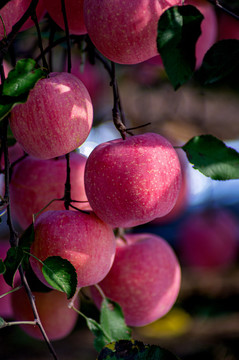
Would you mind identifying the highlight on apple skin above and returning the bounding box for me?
[30,210,116,288]
[9,72,93,160]
[177,207,239,269]
[43,0,86,35]
[90,233,181,327]
[11,285,80,341]
[10,152,90,230]
[84,133,182,228]
[83,0,181,65]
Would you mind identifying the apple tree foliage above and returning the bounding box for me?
[0,1,239,359]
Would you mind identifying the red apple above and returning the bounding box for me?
[177,208,239,269]
[30,210,116,288]
[151,151,189,224]
[84,133,182,228]
[83,0,181,65]
[9,152,91,230]
[91,233,181,327]
[43,0,86,35]
[217,13,239,41]
[9,72,93,160]
[0,0,46,39]
[11,285,80,340]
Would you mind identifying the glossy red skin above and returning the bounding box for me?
[84,0,181,65]
[91,233,181,327]
[43,0,86,35]
[9,152,91,230]
[85,133,182,228]
[9,72,93,160]
[11,286,80,340]
[30,210,116,288]
[178,208,239,269]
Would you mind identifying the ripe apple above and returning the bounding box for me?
[30,210,116,288]
[9,72,93,160]
[177,208,239,269]
[217,13,239,41]
[84,133,182,228]
[43,0,86,35]
[0,0,46,39]
[11,285,80,340]
[151,151,189,224]
[83,0,181,65]
[9,152,91,230]
[90,233,181,327]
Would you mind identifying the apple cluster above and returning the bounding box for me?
[2,0,237,347]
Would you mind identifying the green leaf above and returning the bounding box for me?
[42,256,77,299]
[182,135,239,180]
[0,259,6,274]
[3,247,24,287]
[0,58,47,121]
[85,316,110,352]
[0,317,7,329]
[157,5,203,90]
[196,40,239,86]
[97,340,180,360]
[100,298,132,342]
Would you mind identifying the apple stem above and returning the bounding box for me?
[0,285,22,299]
[94,283,106,300]
[33,197,64,223]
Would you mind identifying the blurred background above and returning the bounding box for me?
[1,0,239,359]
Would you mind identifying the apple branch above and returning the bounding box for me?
[18,267,59,360]
[30,8,48,70]
[0,0,39,60]
[64,153,71,210]
[61,0,72,73]
[206,0,239,20]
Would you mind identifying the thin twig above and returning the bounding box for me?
[31,8,49,70]
[61,0,71,73]
[18,267,59,360]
